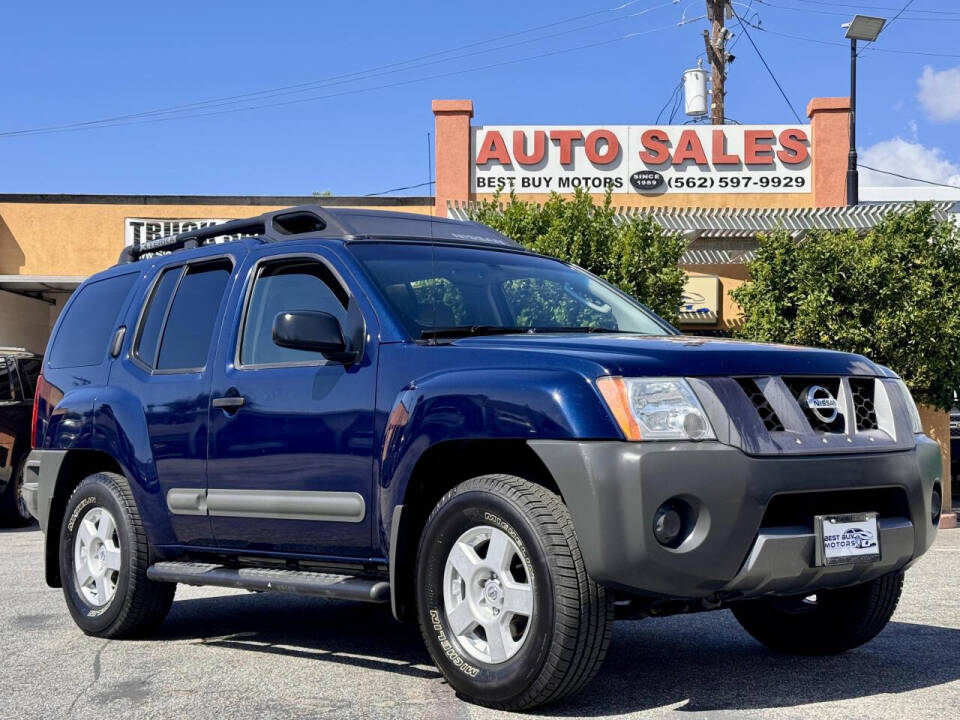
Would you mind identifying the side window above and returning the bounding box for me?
[134,266,182,368]
[239,258,349,366]
[156,261,232,371]
[48,273,137,369]
[0,359,12,401]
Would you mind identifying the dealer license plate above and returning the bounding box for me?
[814,513,881,567]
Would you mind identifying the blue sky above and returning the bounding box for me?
[1,0,959,196]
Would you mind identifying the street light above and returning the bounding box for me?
[843,15,886,206]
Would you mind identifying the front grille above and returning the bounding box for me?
[783,377,845,433]
[711,375,911,455]
[736,378,785,432]
[762,487,910,528]
[849,378,879,431]
[950,412,960,438]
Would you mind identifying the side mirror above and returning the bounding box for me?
[272,311,357,363]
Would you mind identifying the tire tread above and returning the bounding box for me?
[418,474,614,710]
[63,472,174,638]
[731,571,903,655]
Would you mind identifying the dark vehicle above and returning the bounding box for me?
[23,207,941,710]
[0,348,42,527]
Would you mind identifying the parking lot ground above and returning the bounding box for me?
[3,526,959,720]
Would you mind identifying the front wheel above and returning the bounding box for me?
[416,474,613,711]
[732,571,904,655]
[59,472,175,638]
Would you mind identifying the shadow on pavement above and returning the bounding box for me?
[157,591,439,680]
[555,612,960,716]
[155,592,960,715]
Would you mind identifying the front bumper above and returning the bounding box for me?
[528,437,940,599]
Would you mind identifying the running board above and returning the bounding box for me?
[146,561,390,603]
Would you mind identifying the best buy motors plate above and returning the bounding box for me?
[814,512,881,566]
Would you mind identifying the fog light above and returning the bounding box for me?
[682,412,708,440]
[932,483,942,525]
[653,504,683,547]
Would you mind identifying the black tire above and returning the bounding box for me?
[0,457,34,528]
[59,472,175,638]
[415,474,613,711]
[732,571,904,655]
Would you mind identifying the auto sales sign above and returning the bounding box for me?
[471,125,811,194]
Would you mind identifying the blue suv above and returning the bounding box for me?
[23,206,941,710]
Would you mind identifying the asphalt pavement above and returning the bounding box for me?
[3,525,959,719]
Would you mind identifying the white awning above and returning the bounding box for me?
[447,201,959,264]
[0,275,85,299]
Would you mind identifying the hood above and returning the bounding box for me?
[448,334,884,378]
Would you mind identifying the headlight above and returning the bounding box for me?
[596,376,716,441]
[894,379,924,434]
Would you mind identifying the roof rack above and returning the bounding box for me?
[116,205,518,264]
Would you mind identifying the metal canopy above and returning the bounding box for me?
[447,201,958,264]
[0,275,85,293]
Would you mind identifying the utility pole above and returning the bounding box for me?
[703,0,731,124]
[847,36,858,205]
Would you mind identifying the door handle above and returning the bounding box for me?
[212,396,245,410]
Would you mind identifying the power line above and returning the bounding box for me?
[739,20,960,59]
[0,22,691,139]
[858,163,960,189]
[0,0,671,139]
[655,81,682,124]
[858,0,915,57]
[793,0,960,15]
[756,0,956,21]
[365,180,435,197]
[731,8,803,123]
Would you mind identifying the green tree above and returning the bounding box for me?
[471,189,687,323]
[732,203,960,410]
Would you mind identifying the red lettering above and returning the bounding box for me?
[512,130,546,166]
[584,129,620,165]
[550,130,583,165]
[744,129,776,165]
[672,130,708,165]
[777,128,809,164]
[711,129,740,165]
[476,130,512,166]
[639,130,670,164]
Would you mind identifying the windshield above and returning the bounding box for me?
[348,242,676,339]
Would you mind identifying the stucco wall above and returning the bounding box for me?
[0,199,433,276]
[919,406,954,524]
[0,290,54,354]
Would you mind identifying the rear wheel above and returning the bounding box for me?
[416,474,613,710]
[59,472,175,637]
[732,571,904,655]
[0,458,34,527]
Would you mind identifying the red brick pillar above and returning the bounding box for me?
[432,100,473,217]
[807,97,851,208]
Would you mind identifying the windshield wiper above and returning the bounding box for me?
[527,326,647,335]
[420,325,530,340]
[421,325,650,340]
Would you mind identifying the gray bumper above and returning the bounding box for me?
[528,437,940,600]
[22,449,66,533]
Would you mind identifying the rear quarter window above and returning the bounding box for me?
[48,273,137,369]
